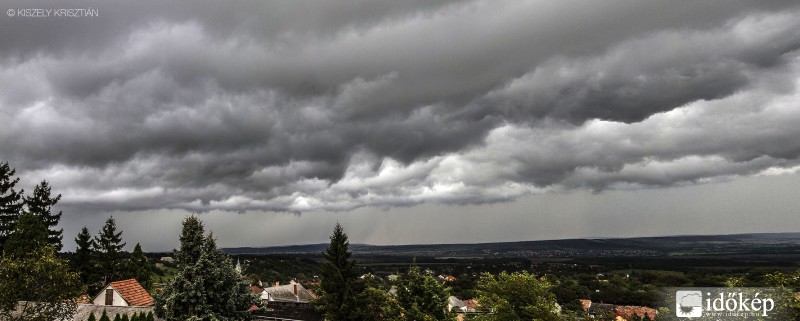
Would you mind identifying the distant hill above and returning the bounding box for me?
[222,232,800,258]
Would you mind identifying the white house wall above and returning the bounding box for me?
[92,285,129,306]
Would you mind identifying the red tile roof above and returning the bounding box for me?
[250,285,264,294]
[110,279,153,307]
[614,305,657,320]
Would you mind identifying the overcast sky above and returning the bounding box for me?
[2,0,800,252]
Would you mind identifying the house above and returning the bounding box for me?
[260,280,315,304]
[447,296,467,313]
[253,301,324,321]
[448,297,488,321]
[92,279,154,307]
[614,305,657,320]
[250,284,264,295]
[254,280,322,321]
[580,299,656,320]
[159,256,174,263]
[438,275,457,282]
[463,299,479,312]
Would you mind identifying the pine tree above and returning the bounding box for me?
[93,216,126,284]
[128,243,152,290]
[145,311,154,321]
[25,180,63,251]
[175,215,204,266]
[121,312,129,321]
[99,310,110,321]
[154,215,256,321]
[87,312,97,321]
[113,313,121,321]
[2,212,48,258]
[316,222,364,321]
[0,161,24,249]
[396,266,453,321]
[74,226,95,285]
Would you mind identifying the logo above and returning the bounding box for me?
[676,290,703,318]
[666,288,780,320]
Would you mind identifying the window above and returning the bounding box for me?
[105,289,113,305]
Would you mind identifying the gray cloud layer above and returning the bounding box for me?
[2,0,800,214]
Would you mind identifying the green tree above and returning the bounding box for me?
[99,310,110,321]
[154,216,256,321]
[87,312,97,321]
[352,286,402,321]
[175,215,205,265]
[0,161,24,249]
[24,180,63,251]
[763,270,800,320]
[145,311,154,321]
[113,313,121,321]
[93,216,126,284]
[473,271,561,321]
[316,223,364,321]
[2,212,48,258]
[74,226,95,285]
[128,243,152,290]
[396,266,453,321]
[0,213,83,321]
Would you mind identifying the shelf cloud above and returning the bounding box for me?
[2,0,800,217]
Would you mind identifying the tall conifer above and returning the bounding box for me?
[93,216,126,284]
[0,162,24,249]
[74,226,95,285]
[154,215,255,320]
[25,180,63,251]
[316,222,364,321]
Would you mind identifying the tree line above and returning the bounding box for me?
[72,215,153,294]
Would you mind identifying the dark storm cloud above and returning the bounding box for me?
[2,0,800,213]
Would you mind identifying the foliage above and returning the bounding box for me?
[113,313,121,321]
[128,243,153,290]
[763,270,800,320]
[240,255,321,285]
[74,226,96,285]
[0,161,24,250]
[351,286,403,321]
[87,312,97,321]
[154,215,257,321]
[396,266,453,321]
[99,310,110,321]
[473,271,560,321]
[93,216,127,284]
[2,212,49,258]
[24,180,63,251]
[175,215,204,265]
[316,222,365,321]
[0,245,83,321]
